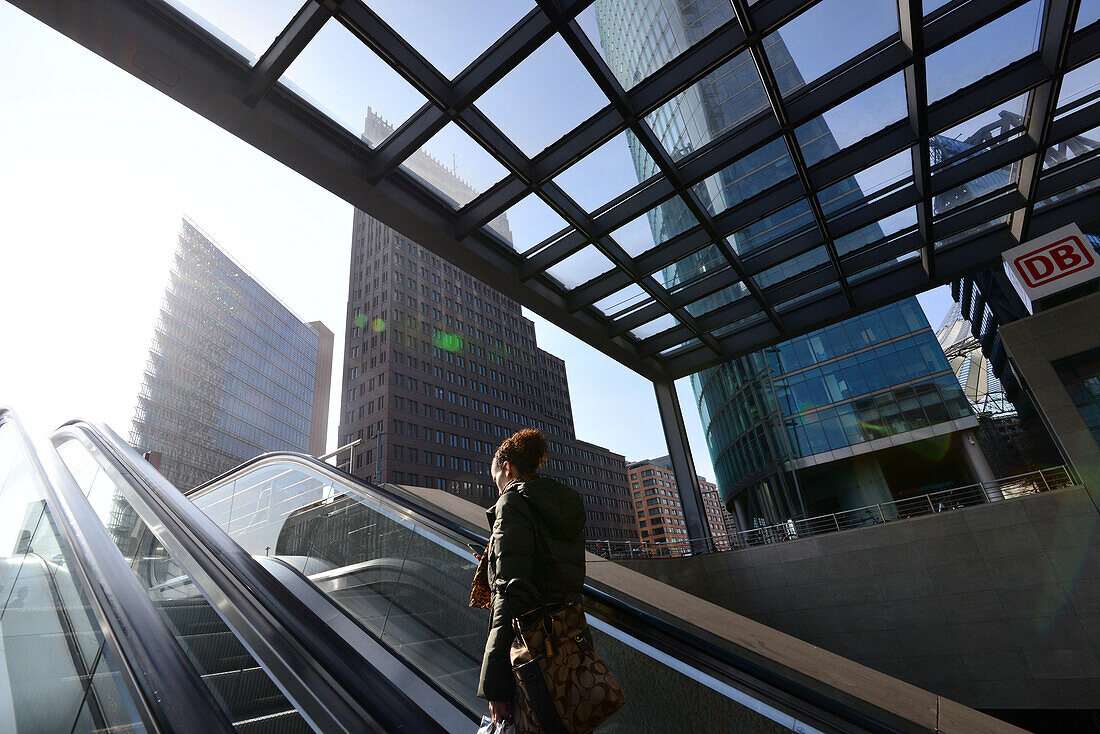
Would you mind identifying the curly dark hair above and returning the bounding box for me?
[493,429,548,478]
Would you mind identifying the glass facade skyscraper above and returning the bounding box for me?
[130,219,333,490]
[595,0,980,525]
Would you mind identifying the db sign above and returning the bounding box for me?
[1003,224,1100,311]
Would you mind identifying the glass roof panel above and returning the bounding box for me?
[660,338,702,358]
[545,245,616,288]
[645,50,769,162]
[692,138,796,217]
[685,283,748,317]
[1077,0,1100,30]
[795,72,908,167]
[926,0,1044,103]
[400,122,508,209]
[578,0,735,91]
[630,312,680,340]
[494,194,570,254]
[1043,124,1100,171]
[553,131,656,213]
[820,150,913,217]
[935,165,1019,220]
[766,0,900,96]
[162,0,301,64]
[475,34,610,157]
[924,0,954,15]
[366,0,534,80]
[1056,58,1100,113]
[612,199,700,258]
[728,199,814,256]
[930,93,1029,165]
[776,283,841,313]
[835,206,917,256]
[756,246,831,289]
[655,244,728,290]
[281,20,427,141]
[594,282,651,317]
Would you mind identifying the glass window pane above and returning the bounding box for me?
[756,247,831,289]
[820,151,912,217]
[554,131,656,213]
[693,138,795,217]
[579,0,735,90]
[594,282,651,317]
[728,199,814,256]
[655,244,727,290]
[612,200,698,257]
[926,0,1044,103]
[494,193,570,253]
[281,21,428,141]
[367,0,534,79]
[645,50,769,161]
[767,0,899,96]
[836,206,917,255]
[795,72,908,166]
[162,0,301,63]
[476,35,609,156]
[1077,0,1100,29]
[685,283,748,317]
[630,312,680,340]
[545,245,616,288]
[1057,58,1100,113]
[931,93,1029,155]
[400,123,508,210]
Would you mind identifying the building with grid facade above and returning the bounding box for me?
[338,117,637,543]
[627,456,732,553]
[130,219,333,491]
[594,0,988,527]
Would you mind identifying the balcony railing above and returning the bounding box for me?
[587,466,1078,560]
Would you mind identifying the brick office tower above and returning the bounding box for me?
[627,457,733,554]
[337,112,637,544]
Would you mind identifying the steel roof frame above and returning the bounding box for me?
[9,0,1100,383]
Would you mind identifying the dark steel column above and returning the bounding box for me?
[653,380,712,553]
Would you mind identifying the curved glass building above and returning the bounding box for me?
[595,0,984,528]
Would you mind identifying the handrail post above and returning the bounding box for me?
[877,504,886,523]
[832,513,841,531]
[1040,470,1050,493]
[927,495,936,514]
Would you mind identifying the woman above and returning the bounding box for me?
[477,428,587,727]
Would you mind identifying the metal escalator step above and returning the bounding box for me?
[201,666,290,722]
[174,631,253,674]
[232,709,312,734]
[155,599,226,635]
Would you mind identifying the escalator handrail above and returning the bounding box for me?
[0,409,235,734]
[190,450,916,734]
[60,420,457,734]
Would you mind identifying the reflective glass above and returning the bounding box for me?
[727,198,814,256]
[775,283,841,312]
[476,35,609,156]
[610,211,660,258]
[935,166,1018,219]
[659,338,702,357]
[630,312,679,340]
[693,138,795,216]
[756,247,831,290]
[1078,0,1100,29]
[685,283,748,317]
[402,123,508,209]
[1056,58,1100,113]
[545,245,616,288]
[617,198,699,258]
[767,0,899,96]
[162,0,301,63]
[594,282,651,317]
[1043,124,1100,171]
[931,93,1029,166]
[579,0,734,90]
[367,0,534,79]
[654,244,727,290]
[495,194,570,253]
[835,206,917,255]
[281,20,428,141]
[645,50,769,161]
[820,151,912,216]
[926,0,1044,103]
[554,132,656,212]
[795,72,908,167]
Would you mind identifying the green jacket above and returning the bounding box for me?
[477,476,587,701]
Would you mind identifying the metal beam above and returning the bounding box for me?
[653,380,713,553]
[898,0,935,278]
[245,1,332,107]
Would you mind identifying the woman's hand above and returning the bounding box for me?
[489,700,511,723]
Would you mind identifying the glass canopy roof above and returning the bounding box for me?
[16,0,1100,381]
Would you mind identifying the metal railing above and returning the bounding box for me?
[588,466,1078,560]
[319,439,363,473]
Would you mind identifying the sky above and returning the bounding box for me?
[2,0,1095,481]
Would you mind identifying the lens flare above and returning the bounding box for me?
[372,318,386,332]
[433,331,463,352]
[353,314,368,328]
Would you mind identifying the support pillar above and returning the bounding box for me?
[961,429,1001,501]
[653,380,712,554]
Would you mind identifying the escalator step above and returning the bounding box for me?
[175,631,253,674]
[155,599,225,635]
[201,667,289,722]
[233,709,312,734]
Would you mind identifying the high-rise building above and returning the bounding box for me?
[130,218,333,490]
[627,456,732,553]
[338,113,637,543]
[594,0,987,528]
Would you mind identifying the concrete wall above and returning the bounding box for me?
[619,486,1100,711]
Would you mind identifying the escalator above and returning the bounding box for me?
[0,409,1021,733]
